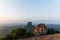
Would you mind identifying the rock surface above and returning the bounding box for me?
[17,34,60,40]
[34,24,47,36]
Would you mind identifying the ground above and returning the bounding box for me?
[17,34,60,40]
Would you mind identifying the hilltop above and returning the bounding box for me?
[17,34,60,40]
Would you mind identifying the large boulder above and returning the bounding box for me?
[34,23,47,36]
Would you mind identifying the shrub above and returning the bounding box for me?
[0,28,34,40]
[47,28,60,34]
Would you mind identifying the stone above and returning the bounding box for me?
[34,23,47,36]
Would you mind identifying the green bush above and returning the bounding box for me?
[0,28,34,40]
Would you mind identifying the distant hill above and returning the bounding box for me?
[46,24,60,31]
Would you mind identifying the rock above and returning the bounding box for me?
[34,23,47,36]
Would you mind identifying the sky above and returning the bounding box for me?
[0,0,60,24]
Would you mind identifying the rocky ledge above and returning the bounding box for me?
[17,34,60,40]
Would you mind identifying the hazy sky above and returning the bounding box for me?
[0,0,60,24]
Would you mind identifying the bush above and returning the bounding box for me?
[0,28,34,40]
[1,28,60,40]
[47,28,60,34]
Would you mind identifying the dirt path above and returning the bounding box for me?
[17,34,60,40]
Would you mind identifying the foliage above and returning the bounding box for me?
[0,28,33,40]
[0,27,60,40]
[47,28,60,34]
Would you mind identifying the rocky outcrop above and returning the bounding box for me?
[34,23,47,36]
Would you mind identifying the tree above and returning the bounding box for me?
[47,28,60,34]
[0,28,34,40]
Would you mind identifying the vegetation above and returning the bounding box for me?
[0,27,60,40]
[0,28,33,40]
[47,28,60,34]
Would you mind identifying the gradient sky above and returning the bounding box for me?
[0,0,60,24]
